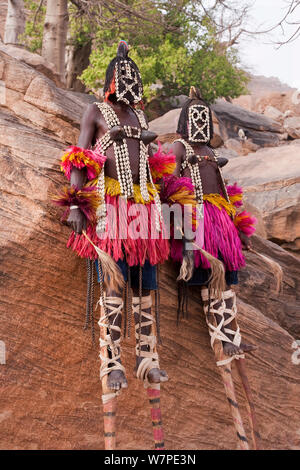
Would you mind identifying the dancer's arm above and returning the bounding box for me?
[170,141,185,178]
[67,104,98,233]
[169,142,195,278]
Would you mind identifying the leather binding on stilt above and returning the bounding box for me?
[202,288,244,366]
[133,294,160,388]
[98,295,125,392]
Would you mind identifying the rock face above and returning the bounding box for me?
[0,43,63,87]
[233,75,300,122]
[223,142,300,252]
[0,0,7,41]
[264,105,284,122]
[0,103,300,449]
[0,46,300,451]
[284,116,300,139]
[255,90,300,118]
[0,47,97,145]
[149,100,286,156]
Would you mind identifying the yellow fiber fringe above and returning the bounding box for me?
[204,194,236,218]
[87,175,158,204]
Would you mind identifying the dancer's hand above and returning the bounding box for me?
[178,250,195,282]
[67,208,87,234]
[239,231,251,250]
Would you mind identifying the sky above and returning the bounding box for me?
[238,0,299,89]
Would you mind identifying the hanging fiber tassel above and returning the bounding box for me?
[248,248,283,294]
[82,230,124,293]
[127,265,132,338]
[155,266,162,345]
[85,258,92,330]
[138,265,143,357]
[123,283,128,338]
[84,258,96,345]
[177,280,183,324]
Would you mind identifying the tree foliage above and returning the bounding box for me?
[20,0,249,102]
[79,2,248,103]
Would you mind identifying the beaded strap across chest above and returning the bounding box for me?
[174,139,230,213]
[94,102,162,234]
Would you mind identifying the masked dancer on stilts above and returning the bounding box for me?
[53,41,178,450]
[167,86,261,450]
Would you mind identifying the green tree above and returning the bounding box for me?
[20,1,249,102]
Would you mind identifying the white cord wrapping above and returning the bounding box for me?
[133,295,160,388]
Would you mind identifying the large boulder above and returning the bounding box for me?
[149,108,180,143]
[0,43,63,87]
[264,105,284,122]
[233,75,298,116]
[212,100,285,149]
[223,141,300,252]
[0,106,300,450]
[0,46,97,145]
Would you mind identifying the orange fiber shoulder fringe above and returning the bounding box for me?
[148,144,176,181]
[234,210,257,237]
[226,184,257,235]
[226,183,243,208]
[67,193,170,266]
[61,145,107,181]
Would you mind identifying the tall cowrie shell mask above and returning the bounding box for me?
[188,104,210,143]
[114,59,143,105]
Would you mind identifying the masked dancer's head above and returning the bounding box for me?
[103,40,143,106]
[177,86,214,145]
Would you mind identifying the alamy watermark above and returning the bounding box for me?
[96,200,202,248]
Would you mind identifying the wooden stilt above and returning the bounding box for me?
[202,288,250,449]
[218,363,249,450]
[102,396,117,449]
[235,358,261,450]
[133,290,166,450]
[99,304,118,450]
